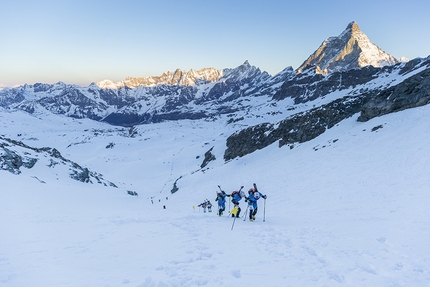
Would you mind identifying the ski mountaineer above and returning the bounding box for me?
[198,200,209,213]
[207,200,213,212]
[245,183,267,221]
[215,185,228,216]
[229,186,245,218]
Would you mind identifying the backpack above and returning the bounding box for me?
[231,191,241,198]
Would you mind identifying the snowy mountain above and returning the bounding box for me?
[0,22,414,129]
[96,67,224,89]
[0,21,419,131]
[0,60,289,126]
[297,21,399,74]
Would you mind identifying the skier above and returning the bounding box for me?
[215,186,228,216]
[246,183,267,221]
[207,200,213,212]
[229,186,245,218]
[198,200,208,213]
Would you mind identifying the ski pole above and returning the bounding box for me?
[263,198,266,222]
[231,215,237,230]
[243,205,249,221]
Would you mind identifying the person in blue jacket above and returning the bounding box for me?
[215,186,228,216]
[229,186,245,218]
[246,183,267,221]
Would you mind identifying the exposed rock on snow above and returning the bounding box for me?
[224,96,366,160]
[200,146,216,168]
[358,60,430,121]
[0,136,117,186]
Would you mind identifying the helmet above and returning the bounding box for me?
[248,188,254,194]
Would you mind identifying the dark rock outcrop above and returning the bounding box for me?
[0,136,117,187]
[273,66,380,104]
[0,145,37,174]
[200,147,216,168]
[358,67,430,121]
[224,96,366,160]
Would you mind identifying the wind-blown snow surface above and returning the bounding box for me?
[1,105,430,287]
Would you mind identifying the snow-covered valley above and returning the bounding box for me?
[1,102,429,286]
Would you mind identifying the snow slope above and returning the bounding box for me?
[1,104,430,286]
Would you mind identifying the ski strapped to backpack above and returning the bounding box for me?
[254,183,267,222]
[231,186,244,198]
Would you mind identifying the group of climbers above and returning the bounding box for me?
[215,183,267,221]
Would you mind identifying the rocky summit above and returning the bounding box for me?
[296,21,399,74]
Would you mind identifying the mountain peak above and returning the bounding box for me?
[297,21,399,74]
[337,21,361,40]
[347,21,360,33]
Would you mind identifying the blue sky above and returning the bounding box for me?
[1,0,429,86]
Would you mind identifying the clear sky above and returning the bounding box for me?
[1,0,429,86]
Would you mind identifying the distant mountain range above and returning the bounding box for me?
[1,21,430,185]
[96,67,224,89]
[0,21,428,133]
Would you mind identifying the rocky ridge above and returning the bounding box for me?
[96,67,224,89]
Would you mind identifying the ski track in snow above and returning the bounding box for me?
[1,105,430,286]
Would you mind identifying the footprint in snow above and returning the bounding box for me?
[231,269,241,278]
[377,237,386,243]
